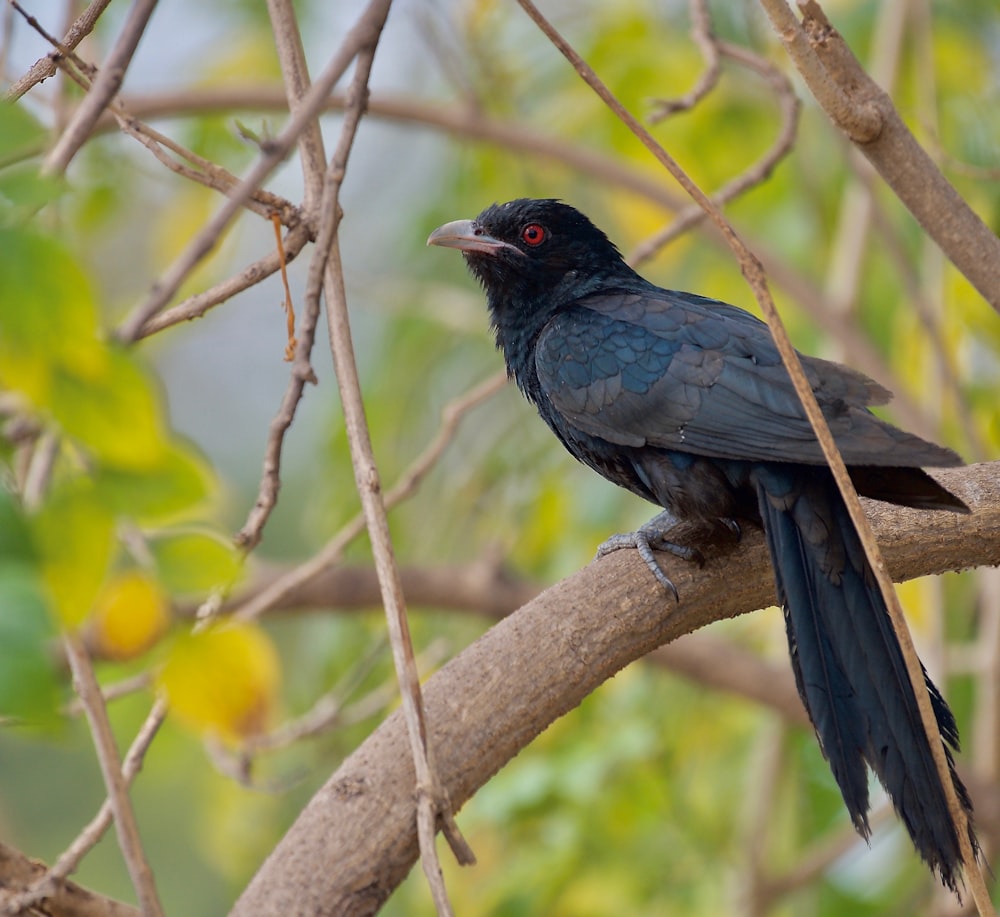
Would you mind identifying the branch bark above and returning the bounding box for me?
[0,842,139,917]
[231,462,1000,916]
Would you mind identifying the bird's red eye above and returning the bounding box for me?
[521,223,546,246]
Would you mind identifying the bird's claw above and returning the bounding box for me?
[596,510,699,601]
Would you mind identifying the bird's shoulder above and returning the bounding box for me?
[534,286,780,393]
[532,285,936,465]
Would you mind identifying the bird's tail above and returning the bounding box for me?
[751,464,976,891]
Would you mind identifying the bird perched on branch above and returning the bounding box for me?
[428,198,977,890]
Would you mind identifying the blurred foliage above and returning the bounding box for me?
[1,0,998,915]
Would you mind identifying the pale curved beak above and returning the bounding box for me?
[427,219,520,255]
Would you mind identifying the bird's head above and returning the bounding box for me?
[427,199,633,318]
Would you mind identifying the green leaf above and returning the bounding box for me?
[0,565,60,721]
[149,528,241,596]
[94,442,212,523]
[0,102,48,166]
[0,487,35,564]
[0,104,59,216]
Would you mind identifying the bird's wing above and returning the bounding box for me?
[534,290,959,468]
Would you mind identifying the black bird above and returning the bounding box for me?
[428,198,977,889]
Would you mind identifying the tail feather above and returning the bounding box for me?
[752,464,976,891]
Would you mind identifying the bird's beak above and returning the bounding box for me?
[427,219,520,256]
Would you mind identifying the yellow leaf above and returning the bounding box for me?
[158,623,279,741]
[90,571,170,661]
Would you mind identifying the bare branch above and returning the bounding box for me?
[53,640,164,917]
[137,223,312,338]
[41,0,159,176]
[0,841,140,917]
[114,2,393,344]
[4,0,113,101]
[629,38,801,264]
[308,2,475,904]
[648,0,720,120]
[266,0,328,210]
[233,370,507,623]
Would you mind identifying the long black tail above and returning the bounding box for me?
[752,464,976,891]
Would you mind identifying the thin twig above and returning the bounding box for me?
[21,431,58,511]
[233,370,508,623]
[266,0,328,210]
[119,115,295,222]
[138,223,312,338]
[271,214,298,360]
[114,8,391,344]
[63,672,153,717]
[4,0,113,101]
[41,0,160,176]
[14,13,301,233]
[231,305,319,546]
[649,0,720,121]
[247,635,392,753]
[629,38,800,265]
[59,636,164,917]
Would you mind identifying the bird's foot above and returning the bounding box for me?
[596,510,702,601]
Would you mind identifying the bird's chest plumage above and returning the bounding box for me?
[495,299,749,524]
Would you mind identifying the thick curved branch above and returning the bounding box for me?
[231,462,1000,917]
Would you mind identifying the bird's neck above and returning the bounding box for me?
[486,269,631,402]
[487,288,549,403]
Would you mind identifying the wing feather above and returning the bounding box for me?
[534,290,960,468]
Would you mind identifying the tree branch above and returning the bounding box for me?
[4,0,113,102]
[41,0,159,176]
[758,0,1000,313]
[231,462,1000,916]
[0,842,139,917]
